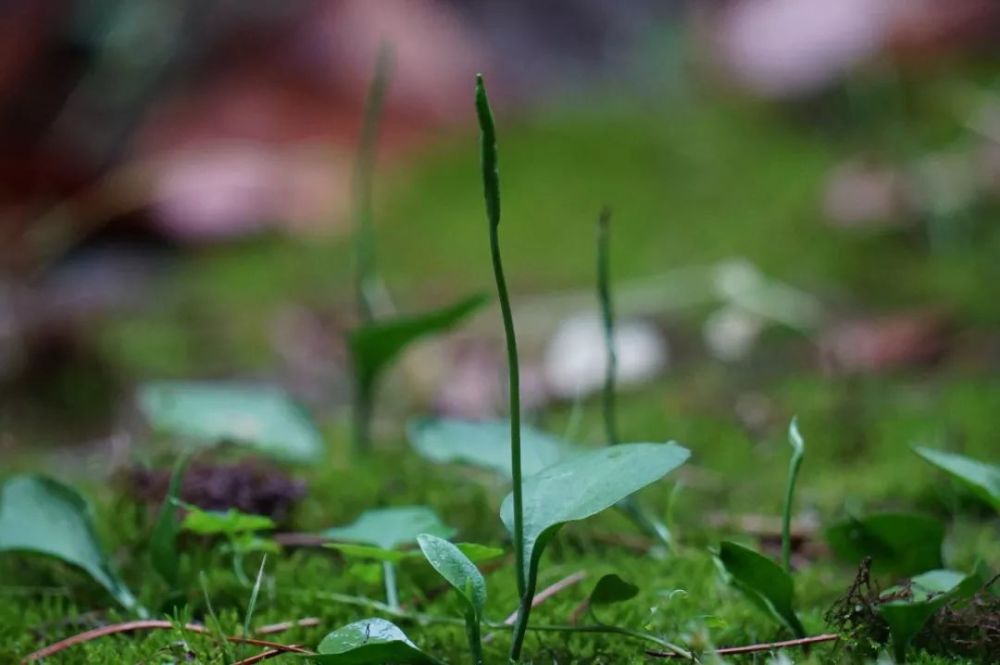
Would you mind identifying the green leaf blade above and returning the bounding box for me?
[350,294,486,395]
[500,442,688,589]
[717,540,805,638]
[321,506,455,551]
[589,573,639,607]
[149,454,190,588]
[914,446,1000,512]
[408,418,577,478]
[879,569,981,663]
[826,513,944,577]
[139,382,324,463]
[311,618,440,664]
[0,475,142,613]
[417,534,487,616]
[181,508,275,536]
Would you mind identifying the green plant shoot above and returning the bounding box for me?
[353,42,393,323]
[596,206,617,447]
[475,75,525,604]
[783,417,805,572]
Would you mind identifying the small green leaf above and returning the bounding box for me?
[454,542,505,563]
[879,569,981,663]
[589,573,639,607]
[826,513,944,577]
[500,442,688,596]
[407,418,579,478]
[0,475,142,614]
[717,541,805,637]
[139,382,324,462]
[181,507,275,536]
[327,541,502,566]
[350,294,487,396]
[150,454,190,588]
[408,418,577,478]
[311,618,441,664]
[326,543,413,563]
[914,446,1000,512]
[417,534,486,665]
[322,506,455,551]
[417,534,487,616]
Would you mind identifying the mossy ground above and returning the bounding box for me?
[2,78,999,663]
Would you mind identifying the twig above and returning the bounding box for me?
[645,633,839,658]
[503,571,587,625]
[21,619,315,663]
[255,617,321,635]
[232,644,306,665]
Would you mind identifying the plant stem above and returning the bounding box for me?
[382,561,400,610]
[475,73,527,663]
[466,611,484,665]
[352,380,372,454]
[291,588,692,658]
[597,207,672,548]
[353,43,392,324]
[597,206,618,447]
[782,417,805,572]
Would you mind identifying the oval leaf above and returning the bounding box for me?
[500,442,688,587]
[350,294,486,394]
[0,475,141,613]
[826,513,943,577]
[417,534,486,617]
[139,382,324,462]
[322,506,455,551]
[326,543,413,564]
[311,618,440,664]
[181,507,275,536]
[879,569,981,663]
[914,447,1000,513]
[717,540,805,638]
[408,418,577,478]
[589,573,639,607]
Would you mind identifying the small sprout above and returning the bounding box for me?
[417,534,487,665]
[149,453,190,589]
[782,417,805,572]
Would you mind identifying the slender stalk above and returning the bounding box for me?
[598,208,672,548]
[353,43,392,324]
[596,207,618,447]
[782,417,805,572]
[287,588,692,658]
[475,74,528,663]
[382,561,400,610]
[466,611,484,665]
[350,43,392,453]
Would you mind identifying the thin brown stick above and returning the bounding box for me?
[645,633,839,658]
[255,617,321,635]
[503,571,587,625]
[21,619,315,663]
[232,645,304,665]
